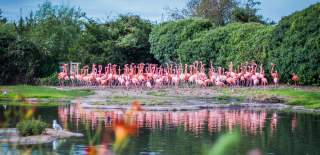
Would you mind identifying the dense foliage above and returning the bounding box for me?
[79,15,157,65]
[269,3,320,84]
[150,3,320,84]
[176,23,273,66]
[0,2,156,84]
[16,119,48,136]
[0,1,319,85]
[166,0,267,25]
[0,26,47,84]
[149,18,213,63]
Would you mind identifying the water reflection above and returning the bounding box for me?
[0,102,319,155]
[59,104,280,136]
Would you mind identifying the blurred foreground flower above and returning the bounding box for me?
[85,146,97,155]
[113,100,143,153]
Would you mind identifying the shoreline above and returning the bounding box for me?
[0,85,319,113]
[70,86,320,113]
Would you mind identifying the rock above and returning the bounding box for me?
[0,128,83,145]
[45,128,83,138]
[250,95,285,103]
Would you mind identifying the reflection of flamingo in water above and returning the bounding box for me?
[270,112,278,135]
[60,104,272,136]
[291,114,297,131]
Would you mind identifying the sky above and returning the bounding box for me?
[0,0,319,23]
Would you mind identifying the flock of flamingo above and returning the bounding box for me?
[58,61,299,88]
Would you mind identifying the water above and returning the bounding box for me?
[0,103,320,155]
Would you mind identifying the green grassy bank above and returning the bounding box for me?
[218,87,320,109]
[0,85,93,101]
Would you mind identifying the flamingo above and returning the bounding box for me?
[271,63,279,87]
[291,73,299,86]
[54,61,298,89]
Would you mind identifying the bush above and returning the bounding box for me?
[269,3,320,85]
[38,72,59,86]
[79,15,157,65]
[149,18,214,64]
[16,119,48,136]
[0,38,47,84]
[177,22,273,67]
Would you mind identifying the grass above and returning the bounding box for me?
[99,86,320,109]
[260,88,320,109]
[216,87,320,109]
[0,101,68,107]
[215,95,245,102]
[146,89,168,96]
[2,85,318,109]
[0,85,93,100]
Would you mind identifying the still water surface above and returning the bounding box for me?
[0,103,319,155]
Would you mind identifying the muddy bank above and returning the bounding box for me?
[71,88,287,111]
[70,87,320,113]
[71,87,285,105]
[0,128,83,145]
[79,102,289,111]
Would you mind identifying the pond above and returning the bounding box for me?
[0,102,320,155]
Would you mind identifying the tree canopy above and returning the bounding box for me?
[79,15,157,65]
[149,18,213,64]
[269,3,320,84]
[167,0,267,25]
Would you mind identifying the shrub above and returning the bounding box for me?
[0,39,48,84]
[177,23,273,67]
[16,119,48,136]
[38,72,59,86]
[149,18,214,64]
[269,3,320,85]
[79,15,157,65]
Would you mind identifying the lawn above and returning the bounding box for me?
[0,85,93,100]
[262,88,320,109]
[217,87,320,109]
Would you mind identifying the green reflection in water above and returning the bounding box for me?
[0,103,319,155]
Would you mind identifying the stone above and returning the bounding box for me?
[0,128,83,145]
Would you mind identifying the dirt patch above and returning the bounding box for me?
[67,86,320,113]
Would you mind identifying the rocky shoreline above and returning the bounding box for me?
[2,86,319,113]
[0,128,83,145]
[70,88,320,113]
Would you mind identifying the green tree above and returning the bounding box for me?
[167,0,237,25]
[0,9,7,23]
[196,0,236,25]
[26,1,85,76]
[0,24,17,84]
[177,23,273,66]
[269,3,320,84]
[231,0,265,23]
[2,39,45,84]
[149,18,213,64]
[79,15,157,65]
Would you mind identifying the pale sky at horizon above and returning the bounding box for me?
[0,0,319,23]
